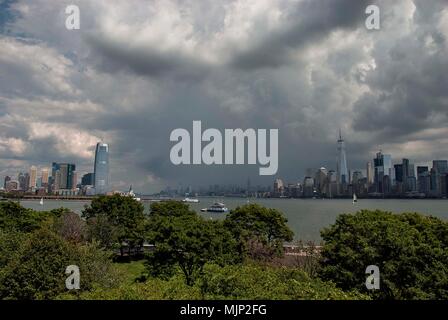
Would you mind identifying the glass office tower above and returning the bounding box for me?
[94,142,110,195]
[336,130,348,185]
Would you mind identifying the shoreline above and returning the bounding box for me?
[5,196,448,201]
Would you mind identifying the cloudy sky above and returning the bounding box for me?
[0,0,447,192]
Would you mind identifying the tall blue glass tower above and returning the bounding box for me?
[94,142,110,195]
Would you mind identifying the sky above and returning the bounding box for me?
[0,0,447,193]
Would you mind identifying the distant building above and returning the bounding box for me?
[302,177,315,198]
[366,162,374,186]
[374,151,392,194]
[5,180,18,192]
[94,142,110,195]
[51,163,76,192]
[273,178,284,197]
[29,165,37,190]
[3,176,11,189]
[327,170,338,198]
[433,160,448,174]
[430,160,448,196]
[336,130,348,188]
[18,172,29,191]
[71,171,78,190]
[41,168,49,185]
[81,173,94,186]
[394,163,404,193]
[315,167,328,196]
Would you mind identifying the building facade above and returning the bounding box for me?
[94,142,110,195]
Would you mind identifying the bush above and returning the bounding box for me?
[64,264,367,300]
[199,264,368,300]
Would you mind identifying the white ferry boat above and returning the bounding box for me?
[201,202,228,213]
[182,197,200,203]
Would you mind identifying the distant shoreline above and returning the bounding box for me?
[3,195,447,202]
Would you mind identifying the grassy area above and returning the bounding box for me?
[113,260,146,284]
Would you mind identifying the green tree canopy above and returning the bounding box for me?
[146,201,238,285]
[82,194,147,254]
[0,227,119,300]
[224,204,294,258]
[0,201,48,233]
[319,210,448,300]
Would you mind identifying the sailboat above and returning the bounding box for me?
[39,197,44,206]
[352,193,357,204]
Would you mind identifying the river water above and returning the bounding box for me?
[18,198,448,242]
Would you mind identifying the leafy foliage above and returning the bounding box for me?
[0,227,120,300]
[82,194,147,253]
[61,264,368,300]
[224,204,294,259]
[0,228,76,299]
[0,201,50,232]
[319,210,448,299]
[145,201,239,285]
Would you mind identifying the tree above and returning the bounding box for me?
[0,228,76,299]
[82,194,147,256]
[224,204,294,260]
[86,213,120,250]
[198,264,369,300]
[319,210,448,300]
[0,227,120,300]
[146,201,238,285]
[0,230,25,269]
[53,211,87,244]
[0,201,48,233]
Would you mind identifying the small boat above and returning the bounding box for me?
[352,193,358,204]
[201,202,228,213]
[39,197,44,206]
[182,197,199,203]
[127,185,141,201]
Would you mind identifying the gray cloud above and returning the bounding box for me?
[0,0,447,192]
[229,0,374,70]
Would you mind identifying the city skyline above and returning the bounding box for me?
[3,132,447,198]
[0,1,448,192]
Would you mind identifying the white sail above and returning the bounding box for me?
[352,193,357,203]
[39,197,44,205]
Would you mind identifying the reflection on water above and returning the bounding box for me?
[18,198,448,242]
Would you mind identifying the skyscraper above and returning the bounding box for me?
[417,166,430,195]
[29,165,37,189]
[71,171,78,190]
[366,162,374,185]
[432,160,448,196]
[41,168,49,185]
[51,163,76,191]
[374,151,392,194]
[273,178,284,196]
[3,176,11,189]
[94,142,110,195]
[336,130,348,186]
[18,172,29,191]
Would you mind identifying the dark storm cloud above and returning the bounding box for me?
[352,1,448,141]
[1,0,448,192]
[230,0,374,70]
[85,34,211,80]
[85,0,374,77]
